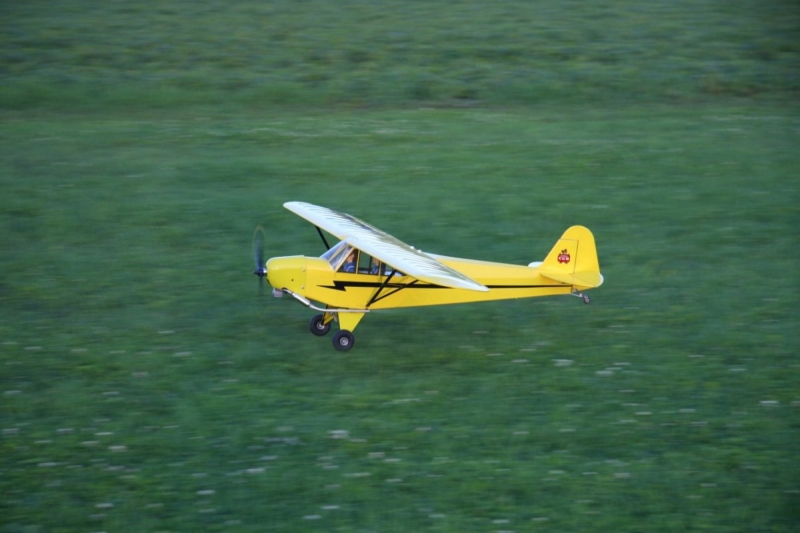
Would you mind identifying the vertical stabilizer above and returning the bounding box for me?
[539,226,603,288]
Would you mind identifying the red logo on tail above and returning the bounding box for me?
[557,249,571,264]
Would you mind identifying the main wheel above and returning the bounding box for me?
[332,330,355,351]
[309,314,331,336]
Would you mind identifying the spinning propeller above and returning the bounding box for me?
[252,226,267,293]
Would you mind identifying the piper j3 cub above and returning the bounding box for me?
[253,202,603,351]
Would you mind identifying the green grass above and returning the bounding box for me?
[2,105,798,532]
[2,1,799,532]
[1,0,798,109]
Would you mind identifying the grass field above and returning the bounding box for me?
[2,1,799,532]
[2,0,798,109]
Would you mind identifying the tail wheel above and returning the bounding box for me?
[332,330,355,351]
[309,314,331,336]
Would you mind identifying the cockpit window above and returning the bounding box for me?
[321,241,352,270]
[340,249,358,272]
[321,241,403,276]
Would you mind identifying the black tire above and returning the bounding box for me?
[309,314,331,336]
[332,330,355,351]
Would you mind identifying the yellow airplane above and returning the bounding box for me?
[254,202,603,351]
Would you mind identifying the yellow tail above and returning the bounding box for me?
[539,226,603,289]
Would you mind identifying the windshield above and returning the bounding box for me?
[321,241,352,270]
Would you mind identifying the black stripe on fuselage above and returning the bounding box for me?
[319,281,563,292]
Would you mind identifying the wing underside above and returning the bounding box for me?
[284,201,488,292]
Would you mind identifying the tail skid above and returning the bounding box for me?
[537,226,603,290]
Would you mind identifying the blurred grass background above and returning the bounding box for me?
[1,1,799,532]
[1,0,798,109]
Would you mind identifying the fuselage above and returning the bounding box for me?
[260,202,602,349]
[267,254,572,311]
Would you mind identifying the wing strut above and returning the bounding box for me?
[367,277,420,308]
[315,226,331,250]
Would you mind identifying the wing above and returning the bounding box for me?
[284,201,488,292]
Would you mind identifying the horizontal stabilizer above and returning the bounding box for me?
[540,269,604,288]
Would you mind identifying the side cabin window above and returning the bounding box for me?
[364,255,389,275]
[321,241,352,271]
[358,253,392,275]
[320,241,361,274]
[340,249,358,273]
[321,241,395,276]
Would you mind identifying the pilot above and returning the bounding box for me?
[370,258,383,275]
[341,251,356,273]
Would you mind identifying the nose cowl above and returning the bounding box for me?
[266,256,307,295]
